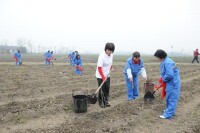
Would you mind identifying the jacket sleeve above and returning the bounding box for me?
[127,69,132,79]
[98,67,106,81]
[14,53,17,58]
[125,60,132,79]
[162,63,174,82]
[79,59,83,66]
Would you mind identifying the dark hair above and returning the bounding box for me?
[105,43,115,52]
[154,49,167,59]
[18,50,20,53]
[196,49,198,50]
[133,51,140,58]
[76,54,80,59]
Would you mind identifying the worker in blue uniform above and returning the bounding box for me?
[154,49,181,119]
[14,50,22,66]
[74,54,83,75]
[124,51,147,100]
[44,50,51,65]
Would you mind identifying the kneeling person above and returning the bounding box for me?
[74,54,83,75]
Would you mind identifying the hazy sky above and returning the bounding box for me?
[0,0,200,54]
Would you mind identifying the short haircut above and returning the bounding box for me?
[133,51,140,58]
[154,49,167,59]
[105,43,115,52]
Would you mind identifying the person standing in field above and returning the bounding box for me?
[192,49,200,63]
[43,50,51,65]
[13,50,22,66]
[154,49,181,119]
[123,51,147,101]
[74,54,83,75]
[95,43,115,108]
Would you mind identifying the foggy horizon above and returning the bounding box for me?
[0,0,200,55]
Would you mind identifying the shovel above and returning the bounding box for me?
[87,81,105,104]
[143,81,156,102]
[144,89,156,101]
[87,72,111,104]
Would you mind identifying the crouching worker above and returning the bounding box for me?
[154,49,181,119]
[124,51,147,101]
[14,50,22,66]
[95,43,115,108]
[74,54,83,75]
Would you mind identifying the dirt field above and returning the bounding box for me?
[0,54,200,133]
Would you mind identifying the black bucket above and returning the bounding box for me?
[72,94,87,113]
[87,95,97,104]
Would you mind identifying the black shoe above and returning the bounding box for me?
[105,103,111,107]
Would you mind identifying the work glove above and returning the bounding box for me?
[77,66,83,71]
[154,78,166,100]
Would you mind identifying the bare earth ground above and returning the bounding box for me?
[0,55,200,133]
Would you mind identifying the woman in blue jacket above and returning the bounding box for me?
[124,52,147,100]
[154,49,181,119]
[74,54,83,75]
[14,50,22,66]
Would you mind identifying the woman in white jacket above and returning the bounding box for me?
[95,43,115,108]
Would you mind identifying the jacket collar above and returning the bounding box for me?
[132,58,140,64]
